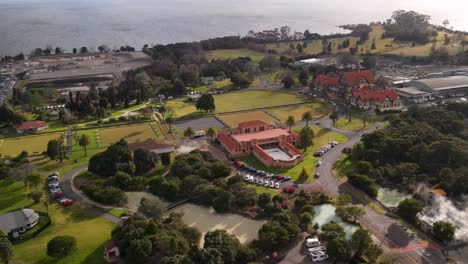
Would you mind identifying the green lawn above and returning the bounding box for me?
[266,101,331,123]
[335,117,371,131]
[166,91,304,118]
[0,149,114,264]
[0,133,63,156]
[110,102,147,118]
[106,208,128,218]
[239,126,348,193]
[71,129,99,151]
[206,49,266,63]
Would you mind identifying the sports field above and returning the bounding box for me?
[219,111,278,128]
[0,133,62,156]
[98,123,161,146]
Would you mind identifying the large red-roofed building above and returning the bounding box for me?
[350,86,403,111]
[315,70,375,95]
[15,121,48,134]
[218,120,304,168]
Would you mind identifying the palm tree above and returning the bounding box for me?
[166,116,174,133]
[285,115,296,130]
[302,111,313,127]
[79,134,90,156]
[330,111,339,126]
[206,127,218,141]
[184,126,195,139]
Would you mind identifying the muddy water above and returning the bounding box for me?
[126,192,265,245]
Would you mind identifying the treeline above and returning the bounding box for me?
[346,103,468,196]
[383,10,436,44]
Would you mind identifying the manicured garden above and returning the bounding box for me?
[219,110,278,128]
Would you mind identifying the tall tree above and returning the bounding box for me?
[350,227,372,258]
[78,134,90,156]
[281,76,295,89]
[133,149,159,175]
[206,127,218,141]
[397,199,423,223]
[25,173,41,190]
[299,126,314,150]
[196,94,215,112]
[432,221,456,244]
[302,111,313,127]
[184,127,195,139]
[46,140,60,160]
[329,110,339,126]
[298,70,309,86]
[286,115,296,130]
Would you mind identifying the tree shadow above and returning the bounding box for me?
[385,222,412,248]
[83,240,107,264]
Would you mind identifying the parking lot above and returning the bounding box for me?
[232,160,293,190]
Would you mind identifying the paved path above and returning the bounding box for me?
[60,165,122,225]
[281,121,445,264]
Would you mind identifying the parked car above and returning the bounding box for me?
[307,246,326,255]
[269,181,275,188]
[48,182,59,188]
[274,182,280,189]
[311,253,328,262]
[49,172,59,177]
[282,177,292,182]
[192,131,206,138]
[316,161,322,167]
[277,175,285,180]
[264,181,269,187]
[59,198,74,206]
[314,173,320,178]
[51,190,63,199]
[48,175,59,182]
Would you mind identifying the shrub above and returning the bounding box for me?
[118,116,127,122]
[47,236,77,258]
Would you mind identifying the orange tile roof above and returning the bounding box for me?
[238,120,268,128]
[218,133,240,150]
[232,128,290,143]
[316,74,340,87]
[341,70,375,86]
[351,87,399,102]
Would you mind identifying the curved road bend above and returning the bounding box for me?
[60,165,122,225]
[281,120,445,264]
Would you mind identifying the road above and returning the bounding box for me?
[281,118,446,264]
[60,165,122,225]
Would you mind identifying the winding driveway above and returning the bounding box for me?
[281,119,445,264]
[60,165,122,225]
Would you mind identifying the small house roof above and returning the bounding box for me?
[104,240,117,252]
[15,121,47,131]
[431,189,447,196]
[238,120,268,128]
[0,209,39,234]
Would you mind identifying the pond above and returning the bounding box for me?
[377,187,411,208]
[313,204,358,239]
[125,192,265,245]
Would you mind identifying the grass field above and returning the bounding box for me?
[0,149,114,264]
[206,49,266,63]
[98,123,161,146]
[266,101,331,123]
[0,133,63,156]
[239,126,348,193]
[219,111,278,128]
[166,91,304,118]
[71,129,99,151]
[335,117,371,130]
[190,79,235,92]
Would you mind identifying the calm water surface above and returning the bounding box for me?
[1,0,467,55]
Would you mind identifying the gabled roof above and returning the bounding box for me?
[315,74,340,87]
[351,87,399,102]
[341,70,375,86]
[104,240,118,252]
[15,121,47,131]
[218,133,240,150]
[0,209,39,234]
[238,120,268,128]
[232,128,290,143]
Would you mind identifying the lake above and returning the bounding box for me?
[1,0,467,56]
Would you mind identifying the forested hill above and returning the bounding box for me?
[349,103,468,196]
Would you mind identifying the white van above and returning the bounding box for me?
[192,131,206,138]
